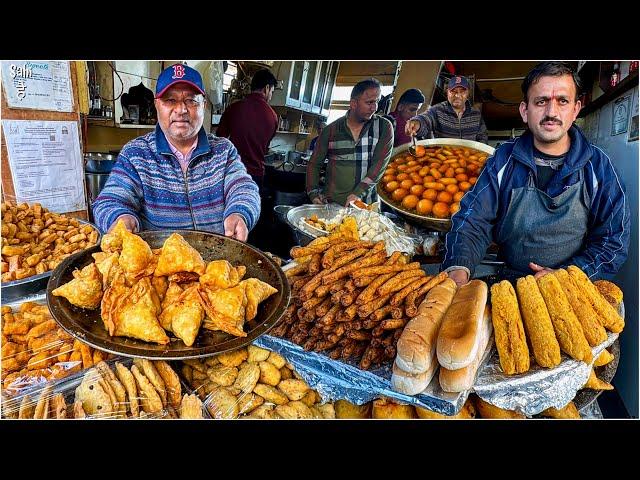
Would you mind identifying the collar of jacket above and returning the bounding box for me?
[154,124,211,160]
[510,124,593,180]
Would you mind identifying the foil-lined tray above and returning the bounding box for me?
[254,335,483,416]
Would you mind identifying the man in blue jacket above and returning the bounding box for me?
[444,62,630,286]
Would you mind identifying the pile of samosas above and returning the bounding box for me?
[52,219,278,345]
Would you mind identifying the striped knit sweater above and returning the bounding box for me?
[92,125,260,234]
[414,100,488,143]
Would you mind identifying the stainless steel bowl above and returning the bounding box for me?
[84,153,116,174]
[378,138,496,231]
[274,203,346,247]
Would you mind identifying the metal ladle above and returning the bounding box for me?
[409,134,419,156]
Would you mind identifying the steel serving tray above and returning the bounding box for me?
[46,230,290,360]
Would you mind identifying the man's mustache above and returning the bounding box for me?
[540,117,562,125]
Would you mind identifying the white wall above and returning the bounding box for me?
[582,85,639,417]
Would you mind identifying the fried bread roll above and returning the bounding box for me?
[554,269,607,347]
[439,306,492,393]
[593,349,614,367]
[474,396,526,419]
[537,274,592,363]
[395,278,457,375]
[437,279,488,370]
[490,280,530,375]
[593,280,623,307]
[583,369,613,390]
[516,276,561,368]
[567,266,624,333]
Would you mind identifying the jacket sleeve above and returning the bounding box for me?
[306,126,330,201]
[441,155,500,276]
[91,153,143,234]
[563,152,630,280]
[476,113,489,143]
[352,118,394,199]
[222,141,261,231]
[413,109,436,139]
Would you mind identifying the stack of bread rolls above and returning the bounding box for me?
[392,279,493,395]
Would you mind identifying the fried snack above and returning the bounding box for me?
[131,364,164,414]
[205,386,240,419]
[18,395,35,419]
[416,399,476,419]
[474,396,526,419]
[33,385,52,419]
[199,260,246,290]
[154,360,182,409]
[75,369,114,417]
[248,345,271,362]
[321,240,374,269]
[95,361,127,417]
[490,280,530,374]
[73,401,86,418]
[567,266,624,333]
[118,229,154,280]
[101,218,128,253]
[334,399,372,418]
[593,280,623,307]
[200,283,248,337]
[179,394,204,419]
[134,358,168,407]
[290,237,343,258]
[594,349,614,367]
[93,251,121,290]
[372,398,417,419]
[554,269,607,346]
[405,272,448,317]
[321,250,387,285]
[515,276,561,367]
[583,369,614,390]
[390,276,431,307]
[537,274,593,363]
[350,262,421,279]
[110,277,169,344]
[114,362,139,417]
[51,393,67,419]
[154,232,206,276]
[241,278,278,321]
[233,362,261,394]
[51,262,103,309]
[540,401,580,419]
[377,269,426,296]
[284,257,312,278]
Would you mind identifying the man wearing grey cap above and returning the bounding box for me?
[93,63,260,242]
[405,75,488,143]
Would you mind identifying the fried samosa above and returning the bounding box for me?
[111,277,169,344]
[154,233,206,277]
[241,278,278,321]
[52,262,103,309]
[118,230,154,280]
[200,283,248,337]
[100,218,129,253]
[151,275,169,302]
[159,284,205,346]
[92,251,121,290]
[199,260,246,290]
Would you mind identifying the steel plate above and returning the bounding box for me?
[1,219,101,303]
[46,230,291,360]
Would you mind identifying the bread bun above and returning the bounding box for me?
[395,278,457,374]
[391,360,437,395]
[437,280,488,370]
[439,306,492,392]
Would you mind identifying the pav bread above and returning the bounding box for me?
[391,360,438,395]
[439,305,493,392]
[394,278,457,374]
[436,280,488,370]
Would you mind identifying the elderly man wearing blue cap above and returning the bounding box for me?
[405,75,488,143]
[93,63,260,242]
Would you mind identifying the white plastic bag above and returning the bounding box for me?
[204,61,225,110]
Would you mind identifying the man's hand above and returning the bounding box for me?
[311,194,327,205]
[224,213,248,242]
[529,262,555,279]
[345,194,360,207]
[448,268,469,288]
[110,214,137,233]
[405,119,420,137]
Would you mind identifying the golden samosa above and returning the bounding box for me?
[118,230,154,280]
[199,283,248,337]
[154,233,206,277]
[159,281,184,330]
[92,251,121,290]
[100,218,129,253]
[159,284,205,346]
[199,260,246,290]
[52,262,103,309]
[240,278,278,321]
[111,277,169,344]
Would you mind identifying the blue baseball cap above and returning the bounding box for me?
[448,75,470,91]
[155,64,205,98]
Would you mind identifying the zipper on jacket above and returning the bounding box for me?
[182,168,198,229]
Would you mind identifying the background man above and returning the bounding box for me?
[389,88,425,147]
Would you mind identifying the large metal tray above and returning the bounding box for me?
[1,219,101,303]
[377,138,495,231]
[46,230,290,360]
